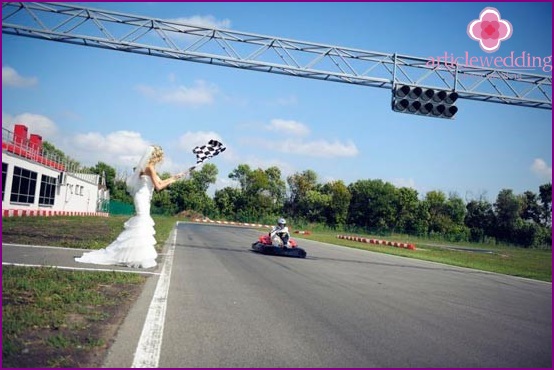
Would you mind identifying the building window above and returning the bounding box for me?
[2,162,7,201]
[10,166,37,204]
[39,174,57,206]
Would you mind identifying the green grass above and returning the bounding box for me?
[2,216,125,249]
[1,214,179,368]
[152,215,179,250]
[293,230,552,282]
[2,215,178,252]
[2,266,145,368]
[2,215,550,367]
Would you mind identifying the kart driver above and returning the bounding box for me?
[270,218,290,248]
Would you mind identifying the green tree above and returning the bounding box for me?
[538,183,552,227]
[411,201,431,236]
[87,161,132,203]
[88,162,116,188]
[42,141,81,171]
[214,187,242,219]
[322,180,351,227]
[518,190,541,224]
[422,190,449,235]
[393,187,419,233]
[513,218,543,248]
[286,169,318,219]
[494,189,521,243]
[465,199,495,242]
[303,189,331,223]
[169,180,206,215]
[166,165,218,216]
[111,179,133,204]
[347,179,397,232]
[229,164,252,190]
[444,193,469,241]
[226,164,286,222]
[152,186,177,215]
[190,163,218,193]
[265,166,287,213]
[445,193,466,225]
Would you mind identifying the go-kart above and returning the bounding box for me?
[251,234,307,258]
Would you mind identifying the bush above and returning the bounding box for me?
[444,225,470,242]
[469,228,485,243]
[514,220,543,248]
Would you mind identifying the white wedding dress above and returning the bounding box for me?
[75,175,158,268]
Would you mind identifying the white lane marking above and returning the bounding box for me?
[132,225,177,368]
[2,243,90,251]
[2,262,161,275]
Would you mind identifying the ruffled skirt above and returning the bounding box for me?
[75,214,157,268]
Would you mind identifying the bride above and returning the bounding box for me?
[75,145,186,268]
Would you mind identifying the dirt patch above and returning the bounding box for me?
[2,219,114,247]
[2,282,144,368]
[177,209,204,220]
[2,216,165,367]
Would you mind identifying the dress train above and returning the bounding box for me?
[75,175,158,268]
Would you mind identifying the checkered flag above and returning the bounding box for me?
[190,139,226,170]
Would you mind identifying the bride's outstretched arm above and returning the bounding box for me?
[144,165,187,191]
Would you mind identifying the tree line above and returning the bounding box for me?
[90,161,552,249]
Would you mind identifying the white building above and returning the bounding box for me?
[2,124,109,217]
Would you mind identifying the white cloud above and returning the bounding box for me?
[277,139,359,158]
[65,130,191,175]
[531,158,552,180]
[221,155,296,191]
[71,131,151,167]
[2,112,57,138]
[177,130,237,165]
[2,66,37,87]
[265,95,298,107]
[265,119,310,137]
[1,112,220,176]
[391,178,416,189]
[74,130,148,154]
[136,80,218,106]
[169,15,231,30]
[178,131,224,150]
[241,156,295,174]
[261,118,357,157]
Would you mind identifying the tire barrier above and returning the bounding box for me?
[2,209,109,217]
[336,234,416,250]
[193,218,271,228]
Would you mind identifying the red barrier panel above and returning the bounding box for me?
[14,124,28,146]
[2,209,109,218]
[336,235,416,251]
[2,142,65,171]
[29,133,43,155]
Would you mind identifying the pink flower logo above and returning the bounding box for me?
[467,7,513,53]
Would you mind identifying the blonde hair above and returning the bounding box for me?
[147,145,164,166]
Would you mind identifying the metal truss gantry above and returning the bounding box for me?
[2,2,552,110]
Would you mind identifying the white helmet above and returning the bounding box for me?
[277,218,286,226]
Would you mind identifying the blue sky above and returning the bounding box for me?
[2,2,552,201]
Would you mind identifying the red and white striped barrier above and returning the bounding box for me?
[2,209,109,218]
[336,234,416,250]
[193,218,271,228]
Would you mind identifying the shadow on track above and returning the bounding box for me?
[173,243,489,275]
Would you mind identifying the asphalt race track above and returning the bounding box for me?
[5,222,550,367]
[140,223,553,367]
